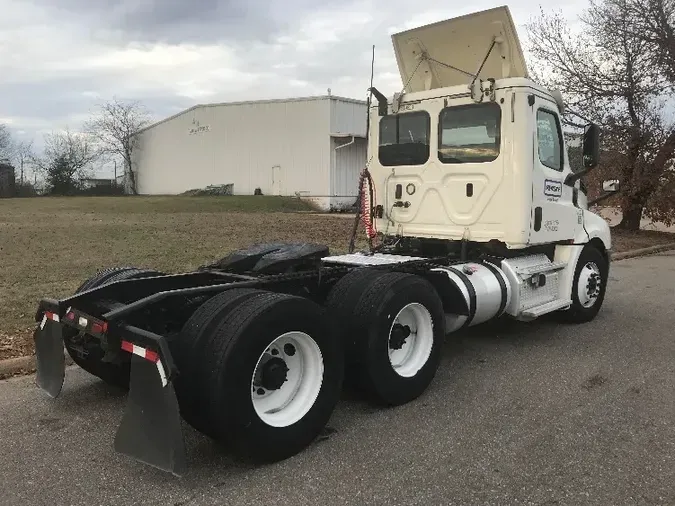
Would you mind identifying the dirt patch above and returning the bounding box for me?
[0,330,34,362]
[582,373,607,390]
[610,227,675,253]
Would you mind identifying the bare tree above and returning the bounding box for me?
[625,0,675,80]
[86,98,152,194]
[12,140,34,184]
[527,1,675,229]
[34,129,98,195]
[0,124,12,162]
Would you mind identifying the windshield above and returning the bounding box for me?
[438,103,501,163]
[378,111,430,166]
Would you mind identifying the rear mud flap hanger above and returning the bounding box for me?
[33,302,187,476]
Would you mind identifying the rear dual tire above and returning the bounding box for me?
[326,270,446,406]
[177,291,343,463]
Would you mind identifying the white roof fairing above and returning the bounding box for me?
[391,6,529,93]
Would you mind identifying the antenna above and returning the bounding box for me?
[349,44,376,255]
[365,45,375,140]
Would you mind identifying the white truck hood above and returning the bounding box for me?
[391,6,529,92]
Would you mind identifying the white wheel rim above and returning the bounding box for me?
[577,261,602,308]
[388,303,434,378]
[251,331,324,428]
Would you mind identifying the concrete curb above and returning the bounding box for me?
[611,242,675,261]
[0,355,36,377]
[0,353,73,379]
[1,242,675,379]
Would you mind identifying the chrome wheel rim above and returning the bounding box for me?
[578,261,602,308]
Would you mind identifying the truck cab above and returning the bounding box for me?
[369,6,610,253]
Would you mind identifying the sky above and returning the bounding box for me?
[0,0,589,176]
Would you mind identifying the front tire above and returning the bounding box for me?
[558,245,608,323]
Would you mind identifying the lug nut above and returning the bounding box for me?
[256,388,265,395]
[271,348,279,356]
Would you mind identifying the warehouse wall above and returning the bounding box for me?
[328,99,368,210]
[133,98,332,198]
[330,137,367,210]
[330,98,367,138]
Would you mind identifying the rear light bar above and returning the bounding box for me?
[57,307,109,337]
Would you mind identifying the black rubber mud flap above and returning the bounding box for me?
[114,355,186,476]
[34,318,65,398]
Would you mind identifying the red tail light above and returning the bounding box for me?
[91,321,108,334]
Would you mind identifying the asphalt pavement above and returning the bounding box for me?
[1,252,674,506]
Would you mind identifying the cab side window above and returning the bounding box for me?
[536,109,563,171]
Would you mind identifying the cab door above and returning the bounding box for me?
[529,99,584,244]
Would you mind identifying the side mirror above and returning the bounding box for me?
[588,179,621,206]
[564,123,601,187]
[602,179,620,192]
[582,123,600,169]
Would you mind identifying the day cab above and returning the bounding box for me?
[369,6,611,255]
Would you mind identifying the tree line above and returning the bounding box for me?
[0,98,150,196]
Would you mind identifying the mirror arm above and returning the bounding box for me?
[588,191,619,207]
[564,167,590,186]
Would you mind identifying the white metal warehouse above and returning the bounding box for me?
[132,95,367,210]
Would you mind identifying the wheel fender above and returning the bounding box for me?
[578,210,612,251]
[554,244,585,302]
[424,269,470,317]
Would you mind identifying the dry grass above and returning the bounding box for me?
[610,227,675,252]
[0,196,672,361]
[0,196,363,360]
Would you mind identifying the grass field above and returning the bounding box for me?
[0,196,363,360]
[0,196,673,361]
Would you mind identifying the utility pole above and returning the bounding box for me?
[114,160,117,185]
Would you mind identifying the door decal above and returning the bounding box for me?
[544,179,562,199]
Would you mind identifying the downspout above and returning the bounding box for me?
[334,136,356,151]
[332,136,357,209]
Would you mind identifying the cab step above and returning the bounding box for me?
[515,260,567,277]
[519,299,572,321]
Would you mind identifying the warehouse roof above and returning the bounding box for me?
[136,95,367,135]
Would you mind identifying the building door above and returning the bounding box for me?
[272,165,282,195]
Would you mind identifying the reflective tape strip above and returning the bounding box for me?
[40,311,59,330]
[156,360,168,387]
[120,340,168,387]
[132,344,145,358]
[45,311,60,322]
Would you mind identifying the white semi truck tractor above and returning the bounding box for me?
[32,6,617,475]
